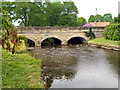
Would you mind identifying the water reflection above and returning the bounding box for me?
[30,45,119,88]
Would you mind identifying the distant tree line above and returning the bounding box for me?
[88,13,112,22]
[77,13,113,27]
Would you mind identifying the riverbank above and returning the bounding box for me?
[2,40,46,88]
[88,38,120,51]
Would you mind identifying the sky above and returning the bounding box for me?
[72,0,120,21]
[4,0,120,25]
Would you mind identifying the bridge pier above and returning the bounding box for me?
[35,40,42,47]
[62,40,67,45]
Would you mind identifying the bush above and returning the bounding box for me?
[18,35,28,46]
[85,28,96,40]
[96,43,102,48]
[104,24,120,41]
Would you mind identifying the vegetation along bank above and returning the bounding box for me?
[88,38,120,51]
[88,14,120,51]
[2,40,46,88]
[1,9,46,88]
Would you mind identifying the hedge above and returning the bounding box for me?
[104,24,120,41]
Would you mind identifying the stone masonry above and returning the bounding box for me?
[17,27,105,46]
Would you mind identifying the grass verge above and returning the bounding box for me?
[88,37,120,47]
[2,41,46,88]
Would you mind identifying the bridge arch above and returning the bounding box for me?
[67,36,86,45]
[18,35,36,47]
[41,37,62,46]
[27,38,35,47]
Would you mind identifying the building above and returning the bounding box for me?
[82,22,92,27]
[90,20,110,27]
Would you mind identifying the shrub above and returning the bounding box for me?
[85,28,96,40]
[2,10,19,54]
[18,35,28,46]
[104,24,120,41]
[96,44,102,48]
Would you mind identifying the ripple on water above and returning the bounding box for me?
[30,45,119,88]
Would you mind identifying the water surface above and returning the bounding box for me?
[30,45,118,88]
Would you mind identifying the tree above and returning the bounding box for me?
[103,13,112,22]
[77,17,87,26]
[58,1,78,26]
[95,14,103,22]
[88,15,95,22]
[88,13,112,22]
[110,14,120,24]
[2,2,44,26]
[2,1,79,26]
[44,2,64,26]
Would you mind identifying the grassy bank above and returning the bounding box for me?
[88,37,120,47]
[2,41,46,88]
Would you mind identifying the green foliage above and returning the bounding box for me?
[2,10,19,54]
[15,40,27,53]
[2,10,13,30]
[96,43,102,48]
[104,24,120,41]
[41,38,54,46]
[77,17,87,26]
[2,1,79,26]
[95,14,103,22]
[88,15,95,22]
[2,50,45,88]
[110,14,120,24]
[88,13,112,22]
[103,13,112,22]
[88,37,120,46]
[85,28,96,40]
[18,35,28,46]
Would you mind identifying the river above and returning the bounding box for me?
[30,45,119,88]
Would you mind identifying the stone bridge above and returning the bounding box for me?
[17,27,105,46]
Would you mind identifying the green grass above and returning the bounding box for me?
[2,41,46,88]
[88,37,120,46]
[0,46,2,90]
[2,50,46,88]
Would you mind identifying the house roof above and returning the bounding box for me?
[82,22,93,27]
[90,22,110,27]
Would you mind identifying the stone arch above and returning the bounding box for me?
[41,37,62,46]
[67,36,86,45]
[27,38,35,47]
[19,35,36,47]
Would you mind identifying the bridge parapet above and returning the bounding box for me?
[17,26,105,46]
[17,26,104,31]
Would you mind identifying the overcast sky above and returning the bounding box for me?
[72,0,119,21]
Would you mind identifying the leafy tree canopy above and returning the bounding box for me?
[88,15,95,22]
[103,13,112,22]
[2,1,79,26]
[77,17,87,26]
[88,13,113,22]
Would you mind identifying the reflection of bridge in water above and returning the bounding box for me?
[18,27,105,46]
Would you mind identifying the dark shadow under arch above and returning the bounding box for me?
[41,37,62,47]
[67,37,86,45]
[27,39,35,47]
